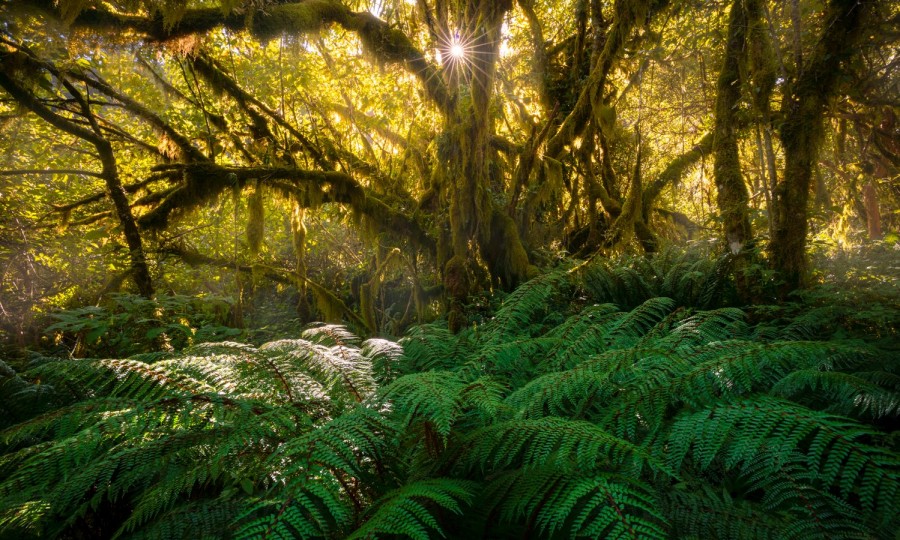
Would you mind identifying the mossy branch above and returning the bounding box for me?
[138,164,434,251]
[20,0,455,116]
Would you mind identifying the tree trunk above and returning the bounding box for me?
[97,140,155,298]
[770,0,868,294]
[712,0,755,258]
[863,182,882,240]
[439,0,534,331]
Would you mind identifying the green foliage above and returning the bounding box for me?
[1,263,898,538]
[44,293,241,357]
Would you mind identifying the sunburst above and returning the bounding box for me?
[437,30,498,83]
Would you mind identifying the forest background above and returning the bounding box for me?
[0,0,898,538]
[0,0,896,341]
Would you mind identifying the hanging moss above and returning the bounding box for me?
[607,131,644,251]
[360,248,404,334]
[291,203,311,321]
[138,164,240,230]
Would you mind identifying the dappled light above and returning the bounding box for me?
[0,0,897,538]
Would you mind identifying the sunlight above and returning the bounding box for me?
[450,42,465,59]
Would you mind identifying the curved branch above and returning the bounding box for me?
[643,132,713,210]
[19,0,455,116]
[138,164,434,250]
[0,168,104,178]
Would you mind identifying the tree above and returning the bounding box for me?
[769,0,872,293]
[0,0,895,335]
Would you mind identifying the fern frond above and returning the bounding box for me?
[301,323,362,347]
[458,417,669,477]
[482,466,667,539]
[261,338,375,401]
[362,338,404,382]
[347,478,477,540]
[667,397,900,517]
[505,351,629,419]
[235,490,344,540]
[275,405,391,482]
[663,482,867,540]
[399,322,473,372]
[380,371,504,439]
[126,500,242,540]
[772,369,900,419]
[674,341,868,408]
[541,299,675,372]
[484,268,573,343]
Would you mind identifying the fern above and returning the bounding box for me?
[772,369,900,419]
[0,327,384,539]
[481,467,667,539]
[347,479,476,540]
[667,397,900,516]
[2,260,898,539]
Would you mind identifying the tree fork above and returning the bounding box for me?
[769,0,869,294]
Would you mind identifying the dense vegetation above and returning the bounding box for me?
[2,253,899,539]
[0,0,897,337]
[0,0,898,538]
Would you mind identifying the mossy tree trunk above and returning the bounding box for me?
[437,0,534,331]
[712,0,754,259]
[710,0,767,300]
[769,0,868,294]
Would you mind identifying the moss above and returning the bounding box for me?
[245,181,264,258]
[443,255,470,334]
[607,132,644,251]
[249,1,348,42]
[771,0,869,294]
[486,210,536,288]
[712,0,753,258]
[138,164,239,230]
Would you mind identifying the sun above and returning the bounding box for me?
[449,42,465,59]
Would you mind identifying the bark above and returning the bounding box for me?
[770,0,869,293]
[863,182,882,240]
[712,0,755,258]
